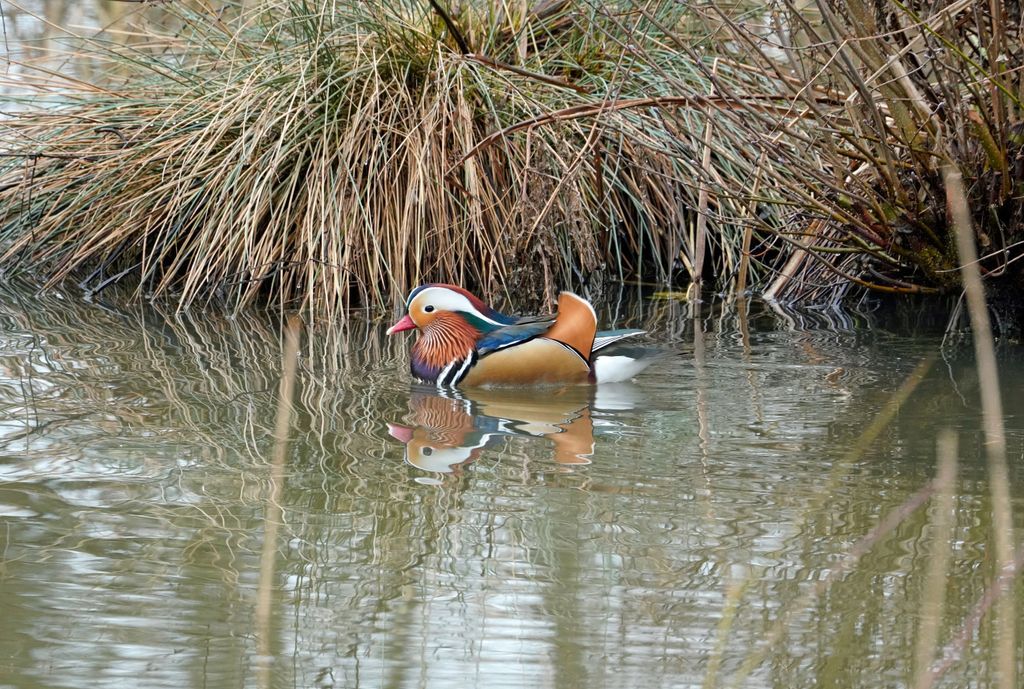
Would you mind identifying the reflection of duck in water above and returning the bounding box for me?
[388,385,640,475]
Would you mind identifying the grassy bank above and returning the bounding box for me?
[706,1,1024,304]
[0,1,1021,316]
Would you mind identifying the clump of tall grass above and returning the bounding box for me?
[0,0,792,315]
[673,0,1024,302]
[2,1,1020,314]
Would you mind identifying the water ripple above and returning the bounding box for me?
[0,287,1021,688]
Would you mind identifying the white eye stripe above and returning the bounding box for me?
[410,287,503,325]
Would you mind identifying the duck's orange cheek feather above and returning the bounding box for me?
[408,315,483,383]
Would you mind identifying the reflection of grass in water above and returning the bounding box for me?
[1,285,1020,686]
[0,283,400,464]
[913,431,956,688]
[0,286,425,671]
[942,168,1015,689]
[717,296,1017,688]
[717,355,934,687]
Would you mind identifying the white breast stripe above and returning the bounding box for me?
[437,352,476,387]
[451,351,475,386]
[437,360,458,387]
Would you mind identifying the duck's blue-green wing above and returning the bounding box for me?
[476,318,553,356]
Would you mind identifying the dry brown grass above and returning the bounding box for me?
[673,1,1024,303]
[0,0,782,315]
[0,0,1021,316]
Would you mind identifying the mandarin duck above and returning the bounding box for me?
[386,284,654,387]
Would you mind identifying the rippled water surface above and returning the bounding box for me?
[1,287,1022,689]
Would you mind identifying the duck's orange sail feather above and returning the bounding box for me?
[542,292,597,361]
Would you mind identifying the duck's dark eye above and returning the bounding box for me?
[424,305,435,313]
[422,447,434,456]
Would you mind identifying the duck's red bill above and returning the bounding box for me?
[386,314,416,335]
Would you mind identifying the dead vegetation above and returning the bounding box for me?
[0,1,1020,316]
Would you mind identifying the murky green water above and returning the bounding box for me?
[1,287,1022,688]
